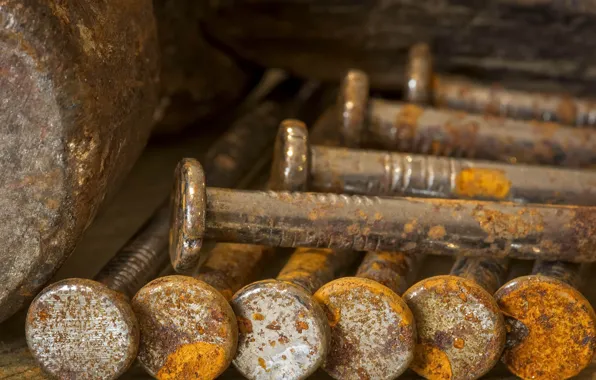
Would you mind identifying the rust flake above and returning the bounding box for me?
[455,168,511,199]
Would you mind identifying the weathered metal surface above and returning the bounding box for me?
[201,1,596,93]
[337,70,369,148]
[495,274,596,380]
[270,120,310,193]
[366,101,596,167]
[26,279,140,380]
[151,0,260,133]
[0,0,159,323]
[404,275,506,380]
[173,159,596,265]
[282,117,596,205]
[355,251,420,295]
[451,257,510,295]
[196,244,273,301]
[231,279,330,380]
[132,275,238,379]
[493,260,596,379]
[231,246,356,379]
[313,250,419,380]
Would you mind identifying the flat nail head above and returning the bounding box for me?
[132,275,237,379]
[25,278,139,380]
[270,120,309,192]
[231,280,330,380]
[313,277,416,380]
[495,275,596,379]
[403,275,505,380]
[170,158,206,272]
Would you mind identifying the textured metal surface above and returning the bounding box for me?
[25,279,139,380]
[337,70,369,148]
[175,160,596,263]
[314,275,416,379]
[132,275,237,379]
[288,116,596,204]
[355,251,420,295]
[495,275,596,380]
[231,280,330,380]
[0,0,159,323]
[270,120,310,193]
[451,257,510,295]
[366,100,596,167]
[404,275,506,380]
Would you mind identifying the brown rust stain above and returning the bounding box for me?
[397,104,424,128]
[295,320,309,333]
[455,168,511,199]
[237,317,253,334]
[472,206,544,242]
[258,357,268,371]
[557,96,578,126]
[428,225,446,240]
[156,342,227,380]
[411,344,452,380]
[253,313,264,321]
[496,276,596,380]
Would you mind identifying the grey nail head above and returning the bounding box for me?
[132,275,237,379]
[231,280,330,380]
[25,278,139,380]
[170,158,207,273]
[270,120,310,192]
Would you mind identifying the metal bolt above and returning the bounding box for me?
[172,158,596,271]
[274,119,596,205]
[24,81,301,380]
[313,251,419,380]
[404,257,508,380]
[337,70,596,168]
[495,260,596,379]
[231,246,356,380]
[405,43,596,127]
[131,244,272,379]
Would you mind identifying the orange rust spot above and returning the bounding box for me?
[428,225,446,240]
[295,320,309,333]
[374,212,383,221]
[472,207,544,241]
[411,343,452,380]
[237,317,253,334]
[278,248,334,284]
[453,338,465,349]
[404,219,418,234]
[37,310,49,322]
[253,313,264,321]
[455,168,511,199]
[258,357,268,371]
[557,96,577,125]
[497,276,596,379]
[269,340,276,347]
[397,104,424,127]
[156,342,227,380]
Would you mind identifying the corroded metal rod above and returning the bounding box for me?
[172,159,596,272]
[405,43,596,127]
[275,119,596,205]
[495,261,596,379]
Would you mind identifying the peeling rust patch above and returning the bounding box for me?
[455,168,511,199]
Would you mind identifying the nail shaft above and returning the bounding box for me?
[450,257,510,296]
[531,260,582,289]
[355,251,420,295]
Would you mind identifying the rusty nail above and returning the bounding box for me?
[174,158,596,268]
[405,43,596,127]
[24,86,297,379]
[231,247,358,379]
[495,260,596,379]
[275,119,596,205]
[314,250,419,379]
[337,70,596,168]
[337,69,369,148]
[132,244,272,379]
[404,257,508,380]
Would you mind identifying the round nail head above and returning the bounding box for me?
[231,280,330,380]
[170,158,206,272]
[25,278,139,380]
[495,275,596,379]
[403,275,505,380]
[270,120,309,192]
[405,43,433,105]
[314,277,416,380]
[338,69,369,148]
[132,275,238,379]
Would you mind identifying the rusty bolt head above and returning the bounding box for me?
[495,275,596,379]
[270,119,310,192]
[131,275,238,379]
[231,279,330,379]
[338,69,369,148]
[170,158,207,273]
[313,277,416,380]
[405,43,433,105]
[403,275,505,380]
[25,278,139,380]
